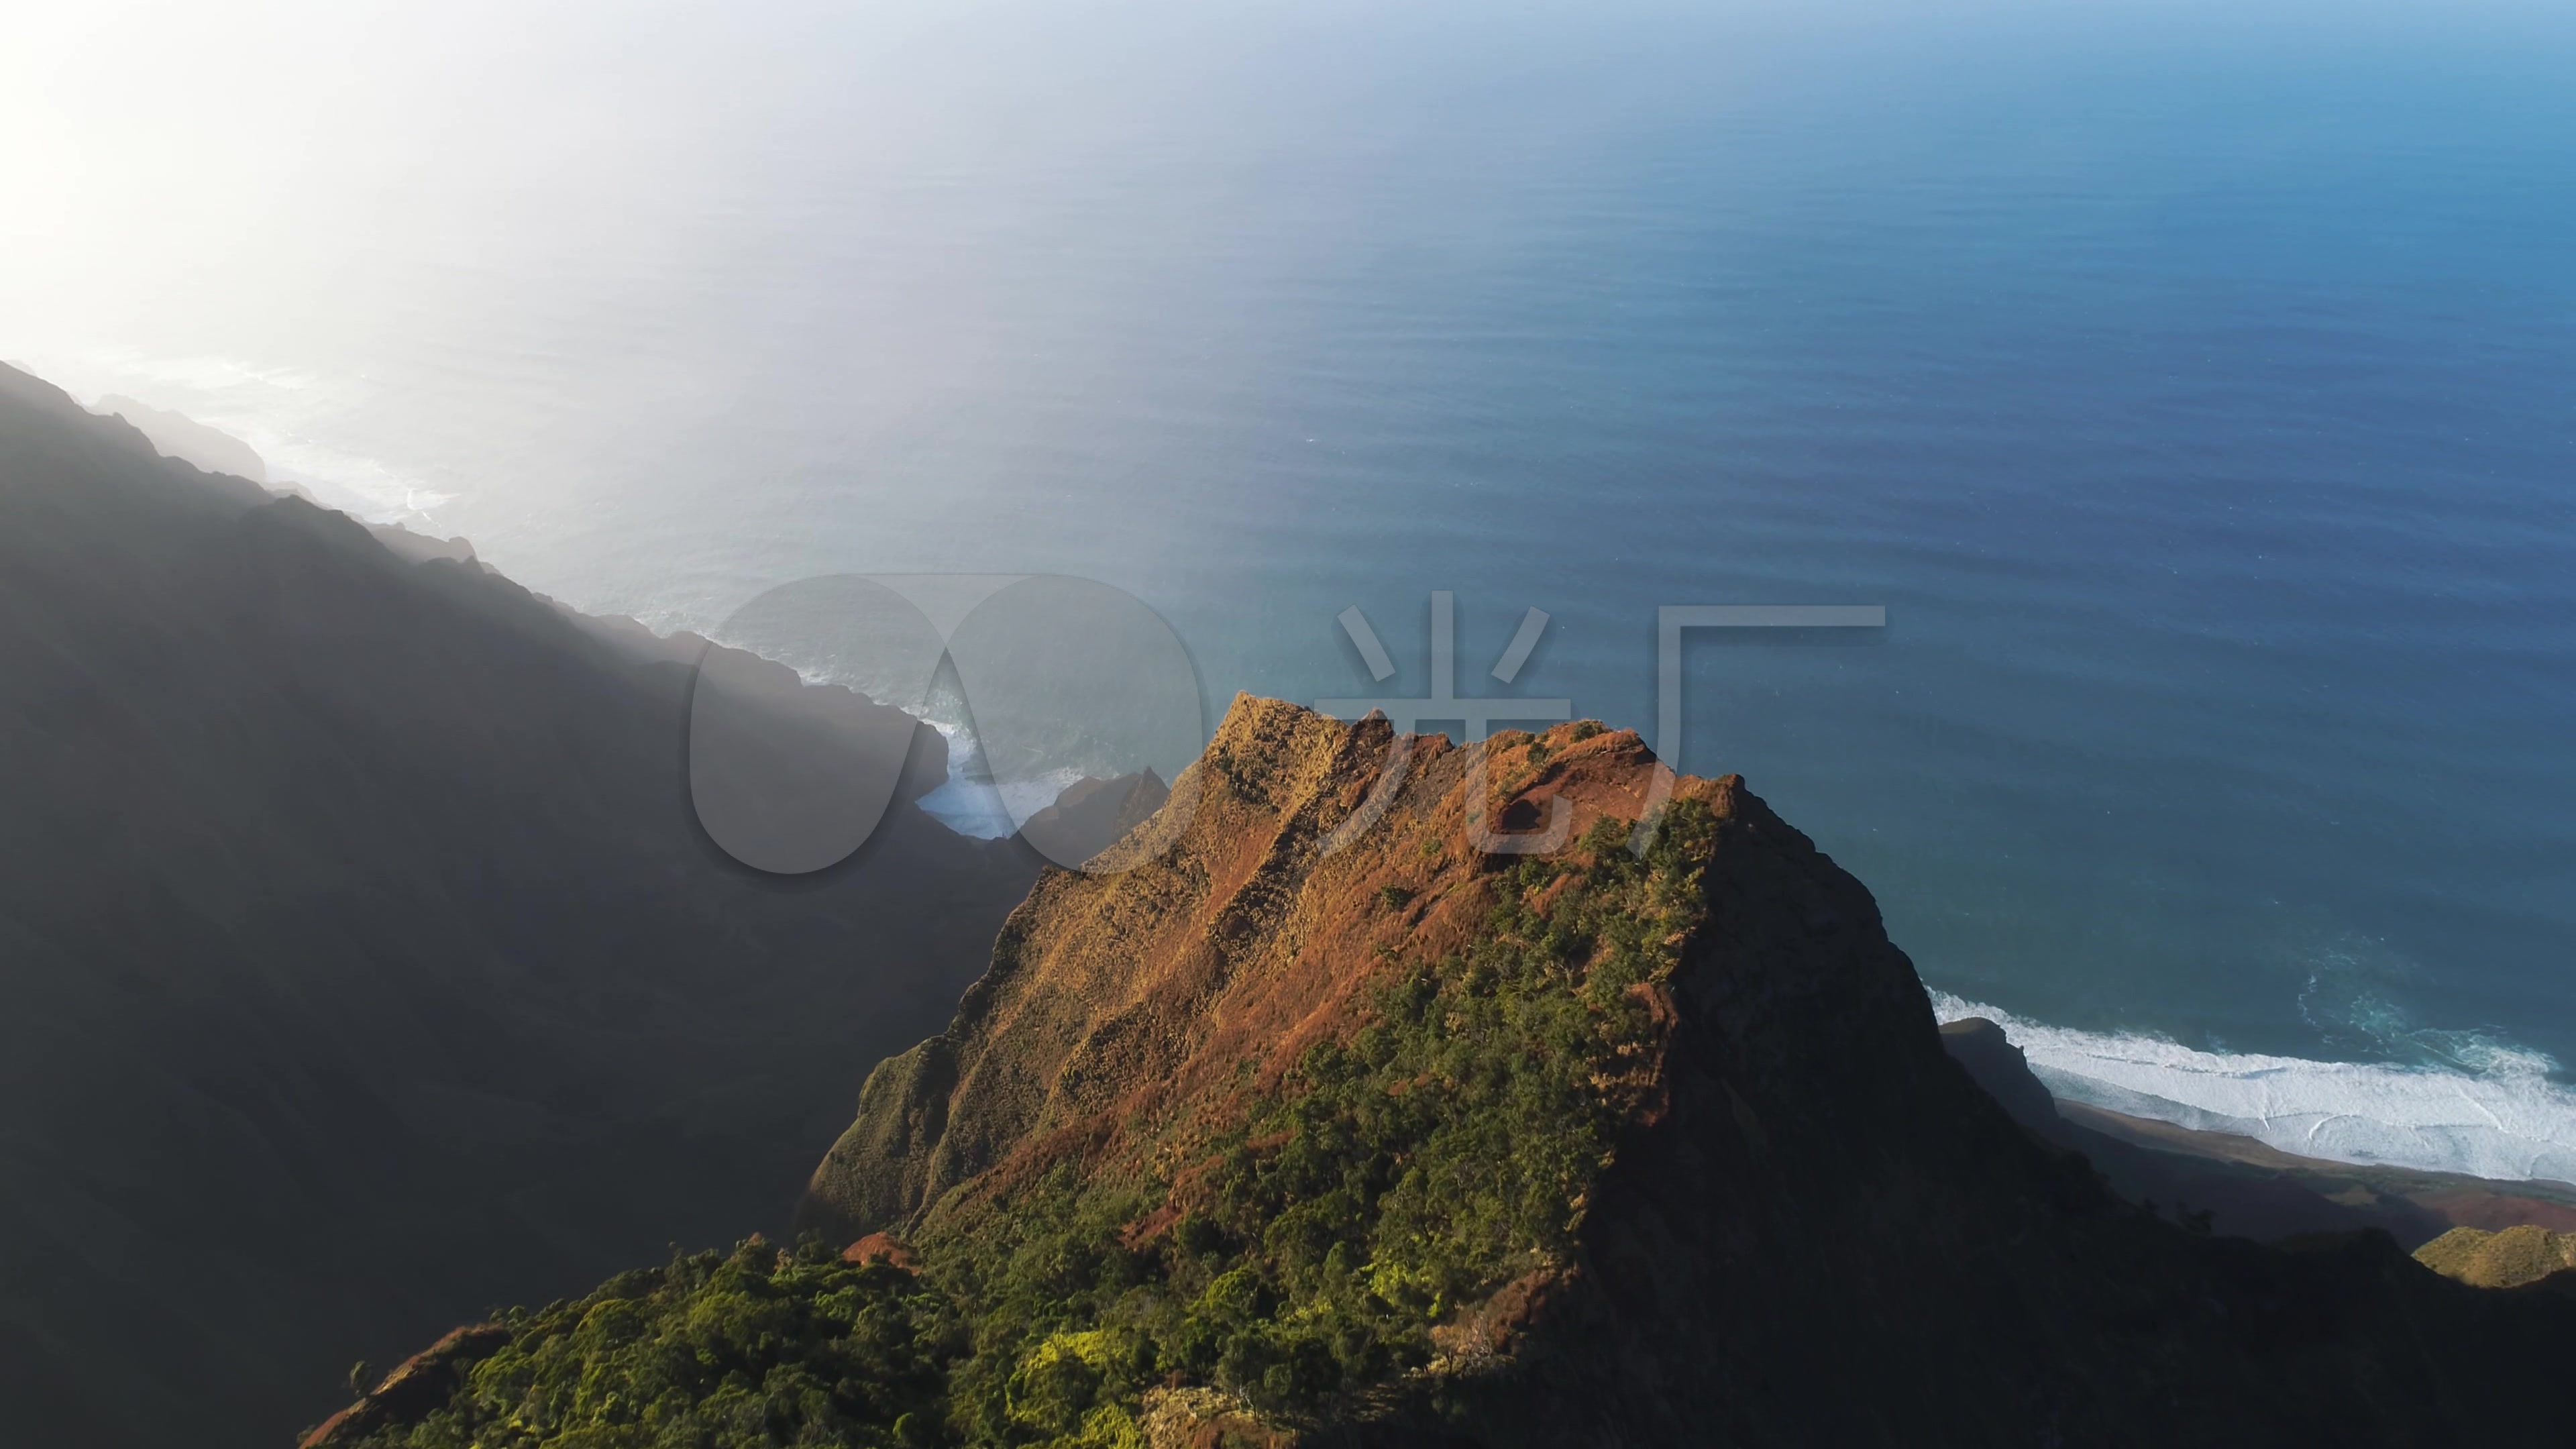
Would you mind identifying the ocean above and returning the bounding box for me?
[8,0,2575,1182]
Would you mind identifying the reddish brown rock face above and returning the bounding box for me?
[298,1325,510,1449]
[802,696,1729,1240]
[841,1232,920,1271]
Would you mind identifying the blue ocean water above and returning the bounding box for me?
[13,1,2576,1177]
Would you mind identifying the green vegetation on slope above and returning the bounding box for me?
[342,806,1717,1448]
[343,1243,957,1449]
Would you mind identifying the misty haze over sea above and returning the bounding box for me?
[9,0,2576,1182]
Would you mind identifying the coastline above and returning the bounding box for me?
[1933,989,2576,1189]
[2064,1099,2576,1234]
[1942,1016,2576,1248]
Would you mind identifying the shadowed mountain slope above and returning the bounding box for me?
[0,364,1041,1449]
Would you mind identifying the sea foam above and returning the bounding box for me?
[912,714,1089,841]
[1929,991,2576,1187]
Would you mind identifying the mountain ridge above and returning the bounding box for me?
[321,696,2576,1448]
[0,362,1045,1449]
[802,702,1719,1243]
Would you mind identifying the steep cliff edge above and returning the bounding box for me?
[802,698,1723,1242]
[0,363,1042,1449]
[329,697,2576,1448]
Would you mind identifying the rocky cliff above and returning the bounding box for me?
[323,695,2576,1448]
[802,700,1719,1241]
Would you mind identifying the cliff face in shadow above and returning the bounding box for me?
[0,364,1042,1449]
[324,697,2576,1449]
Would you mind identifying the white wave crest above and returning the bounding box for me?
[911,712,1089,840]
[1929,991,2576,1187]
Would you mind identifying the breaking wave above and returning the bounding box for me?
[1929,990,2576,1187]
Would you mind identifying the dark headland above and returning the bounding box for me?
[0,365,1043,1448]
